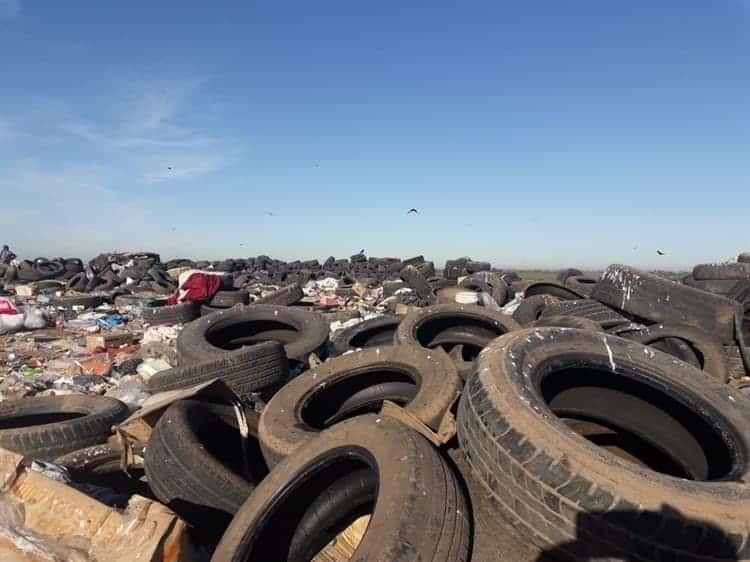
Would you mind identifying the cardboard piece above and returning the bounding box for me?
[380,398,458,447]
[86,332,136,352]
[0,448,189,561]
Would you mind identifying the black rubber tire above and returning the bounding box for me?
[56,443,150,504]
[177,304,329,364]
[739,253,750,264]
[427,325,497,379]
[209,290,250,307]
[524,281,587,300]
[213,415,470,562]
[400,265,437,304]
[416,260,436,278]
[458,327,750,561]
[0,396,129,460]
[727,281,750,341]
[564,275,598,297]
[529,315,602,332]
[621,323,729,383]
[144,400,265,533]
[682,277,739,295]
[254,284,304,306]
[259,344,461,467]
[458,272,509,305]
[540,299,628,328]
[330,315,402,356]
[513,294,560,325]
[142,302,199,325]
[724,345,749,380]
[146,342,288,400]
[693,262,750,281]
[201,303,228,316]
[50,295,106,309]
[395,303,520,378]
[592,265,742,345]
[556,268,584,283]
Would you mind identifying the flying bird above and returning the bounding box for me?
[359,249,365,254]
[167,166,173,170]
[266,211,274,216]
[657,250,665,256]
[407,208,419,214]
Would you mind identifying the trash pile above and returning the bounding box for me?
[1,245,750,561]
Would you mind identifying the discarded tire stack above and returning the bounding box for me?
[3,248,750,561]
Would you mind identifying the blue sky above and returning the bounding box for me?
[0,1,747,269]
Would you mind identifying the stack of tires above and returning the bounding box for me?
[6,259,750,562]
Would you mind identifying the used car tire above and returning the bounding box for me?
[556,268,584,283]
[564,275,598,297]
[210,290,250,307]
[458,272,509,306]
[529,315,602,332]
[395,303,520,378]
[142,302,199,325]
[213,415,469,562]
[621,323,729,383]
[540,299,628,329]
[50,295,106,309]
[682,277,739,295]
[177,304,329,365]
[400,265,437,305]
[727,280,750,340]
[693,262,750,281]
[524,281,587,300]
[146,342,288,400]
[592,265,742,345]
[254,284,304,306]
[0,396,128,460]
[513,294,560,325]
[330,315,401,356]
[458,327,750,562]
[144,400,266,534]
[259,345,461,467]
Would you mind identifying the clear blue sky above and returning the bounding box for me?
[1,1,747,269]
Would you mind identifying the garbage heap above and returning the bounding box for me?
[1,246,750,562]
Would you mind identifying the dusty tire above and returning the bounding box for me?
[177,304,329,364]
[142,302,199,325]
[564,275,598,297]
[146,342,288,400]
[622,323,729,383]
[56,443,149,504]
[513,295,560,325]
[530,315,602,332]
[724,345,749,380]
[330,315,401,356]
[556,268,584,283]
[524,281,587,300]
[209,290,250,307]
[458,272,509,305]
[50,295,106,309]
[395,303,520,379]
[693,262,750,281]
[540,299,628,328]
[213,415,469,562]
[727,281,750,340]
[0,396,128,460]
[682,277,738,295]
[144,400,265,533]
[593,265,742,345]
[259,345,461,467]
[739,253,750,264]
[458,327,750,562]
[400,265,437,304]
[254,284,304,306]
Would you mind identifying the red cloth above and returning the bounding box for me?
[168,273,222,304]
[0,297,18,315]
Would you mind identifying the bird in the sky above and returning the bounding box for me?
[359,249,365,254]
[266,211,274,216]
[407,208,419,214]
[171,227,176,232]
[657,250,665,256]
[167,166,173,170]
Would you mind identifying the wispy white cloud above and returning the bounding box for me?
[60,75,234,181]
[0,0,20,18]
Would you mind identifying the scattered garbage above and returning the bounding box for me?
[1,245,750,561]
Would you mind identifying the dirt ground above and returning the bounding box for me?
[447,448,542,562]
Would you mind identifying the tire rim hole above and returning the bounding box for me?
[415,316,507,348]
[241,455,376,561]
[301,369,418,430]
[205,320,300,350]
[539,362,742,481]
[0,411,86,429]
[349,325,398,349]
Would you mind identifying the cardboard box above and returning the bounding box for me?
[0,448,190,561]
